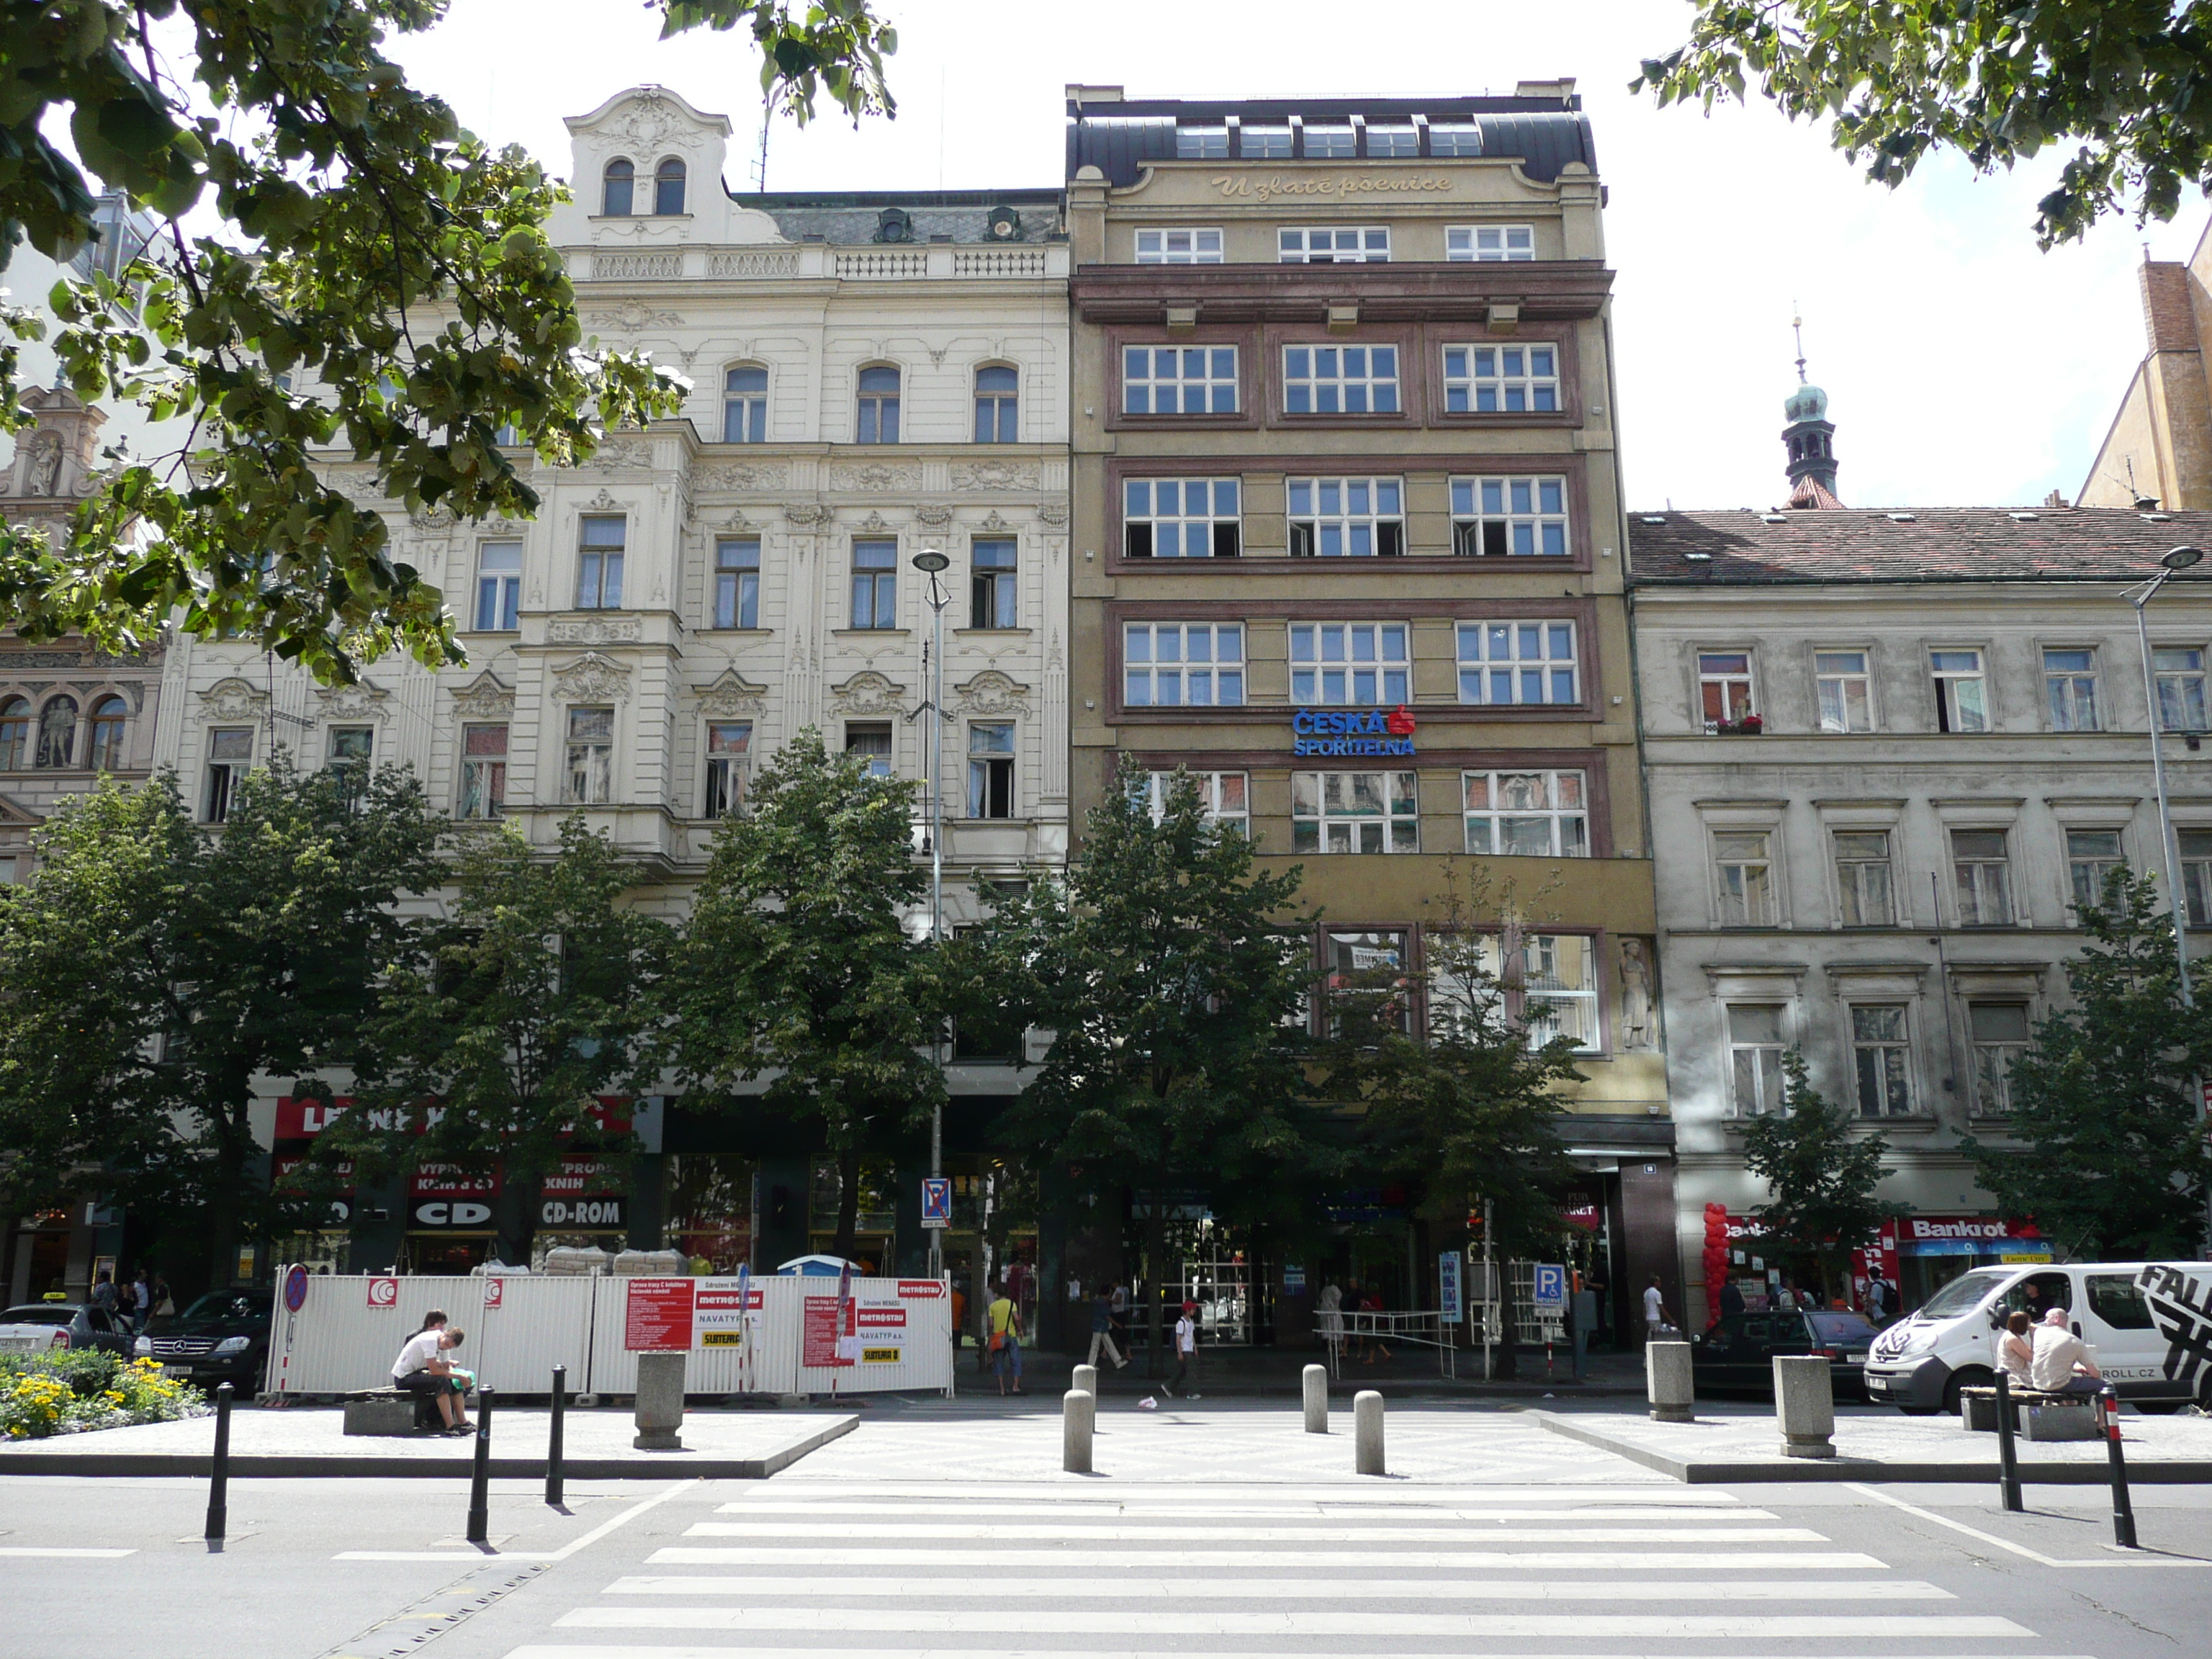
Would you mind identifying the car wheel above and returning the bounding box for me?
[1942,1367,1990,1417]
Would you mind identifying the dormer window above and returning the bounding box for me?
[875,207,914,244]
[654,158,685,216]
[602,158,634,217]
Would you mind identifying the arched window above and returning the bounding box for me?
[655,158,686,216]
[602,158,634,217]
[974,365,1019,444]
[0,696,27,770]
[89,696,127,772]
[856,366,900,444]
[724,364,768,444]
[35,695,78,769]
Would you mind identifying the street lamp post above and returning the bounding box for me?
[2124,544,2211,1251]
[911,549,951,1281]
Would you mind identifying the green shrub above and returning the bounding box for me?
[0,1353,205,1439]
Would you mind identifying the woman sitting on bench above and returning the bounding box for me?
[391,1325,472,1434]
[2000,1311,2035,1390]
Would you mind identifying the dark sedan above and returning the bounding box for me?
[1691,1309,1880,1399]
[0,1303,138,1358]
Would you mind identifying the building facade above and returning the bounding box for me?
[1062,84,1671,1344]
[2082,225,2212,512]
[1630,504,2212,1323]
[154,86,1072,1287]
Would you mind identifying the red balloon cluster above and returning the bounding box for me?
[1701,1202,1730,1328]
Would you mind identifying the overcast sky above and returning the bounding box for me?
[380,0,2205,513]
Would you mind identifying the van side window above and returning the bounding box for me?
[2086,1274,2154,1330]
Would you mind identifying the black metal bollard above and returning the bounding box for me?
[466,1385,495,1545]
[546,1365,567,1509]
[2099,1386,2138,1549]
[1992,1372,2023,1513]
[204,1381,233,1542]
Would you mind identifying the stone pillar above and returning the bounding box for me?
[1063,1388,1094,1474]
[1646,1340,1694,1422]
[1773,1355,1835,1458]
[1072,1363,1098,1397]
[634,1352,686,1449]
[1303,1363,1328,1433]
[1354,1389,1384,1475]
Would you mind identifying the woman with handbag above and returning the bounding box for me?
[987,1284,1025,1395]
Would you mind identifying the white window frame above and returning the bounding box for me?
[2182,827,2212,926]
[473,541,521,632]
[457,722,508,821]
[1123,478,1241,559]
[1951,827,2013,926]
[1522,932,1599,1053]
[703,720,752,817]
[1290,622,1410,706]
[1931,648,1990,732]
[722,364,768,444]
[1851,1003,1915,1118]
[326,725,373,797]
[1442,343,1558,415]
[1447,224,1534,261]
[2044,647,2100,732]
[1451,475,1569,556]
[1138,770,1249,836]
[565,706,613,805]
[1714,830,1776,926]
[1816,649,1874,732]
[1278,226,1390,263]
[713,537,760,630]
[1462,769,1588,857]
[1135,228,1223,264]
[1455,620,1580,706]
[1283,343,1401,415]
[1123,622,1246,708]
[850,538,899,630]
[1302,123,1356,157]
[1698,650,1756,731]
[843,721,893,779]
[1287,475,1403,557]
[1726,1004,1787,1117]
[576,516,625,611]
[967,721,1016,819]
[1968,1001,2031,1117]
[2154,645,2208,731]
[1175,127,1228,160]
[1123,345,1238,415]
[2066,827,2126,911]
[1292,770,1420,854]
[1832,830,1894,927]
[204,727,254,823]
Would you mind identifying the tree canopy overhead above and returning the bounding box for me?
[1636,2,2212,246]
[0,0,894,684]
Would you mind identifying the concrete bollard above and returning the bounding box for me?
[1645,1340,1694,1423]
[1773,1355,1835,1458]
[1354,1389,1385,1475]
[1073,1363,1099,1398]
[1064,1388,1094,1473]
[634,1352,687,1450]
[1303,1363,1328,1433]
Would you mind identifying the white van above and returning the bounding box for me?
[1862,1261,2212,1414]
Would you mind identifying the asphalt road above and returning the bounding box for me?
[3,1408,2210,1659]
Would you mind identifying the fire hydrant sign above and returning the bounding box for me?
[803,1295,855,1367]
[624,1278,695,1351]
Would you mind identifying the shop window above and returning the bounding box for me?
[1463,769,1587,856]
[1698,651,1755,730]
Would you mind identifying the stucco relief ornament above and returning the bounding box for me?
[199,677,269,722]
[853,511,894,534]
[783,503,833,526]
[581,438,651,471]
[552,651,632,703]
[977,509,1012,534]
[829,670,907,714]
[408,503,457,531]
[914,505,953,527]
[950,460,1038,493]
[315,682,392,723]
[830,463,921,492]
[450,671,515,719]
[696,462,787,492]
[1038,500,1069,527]
[582,489,624,512]
[611,89,703,153]
[586,299,684,333]
[549,615,643,645]
[953,669,1032,715]
[695,668,770,717]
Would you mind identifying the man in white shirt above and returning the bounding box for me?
[391,1324,471,1433]
[2028,1307,2103,1395]
[1160,1299,1200,1401]
[1642,1276,1669,1341]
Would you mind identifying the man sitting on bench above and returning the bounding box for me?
[2029,1307,2103,1398]
[392,1323,472,1434]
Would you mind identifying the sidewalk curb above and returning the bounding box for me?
[0,1413,857,1480]
[1534,1411,2212,1485]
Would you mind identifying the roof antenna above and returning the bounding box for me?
[751,96,770,193]
[1791,303,1808,384]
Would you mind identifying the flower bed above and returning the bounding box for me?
[0,1351,207,1439]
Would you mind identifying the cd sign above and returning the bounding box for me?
[1292,706,1416,757]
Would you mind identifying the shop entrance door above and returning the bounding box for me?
[1166,1218,1265,1346]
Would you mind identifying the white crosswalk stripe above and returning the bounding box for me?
[496,1476,2056,1659]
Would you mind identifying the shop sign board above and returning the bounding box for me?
[1437,1251,1462,1324]
[624,1278,695,1351]
[897,1279,947,1300]
[1291,706,1416,757]
[696,1280,763,1347]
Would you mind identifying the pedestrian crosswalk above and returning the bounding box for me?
[497,1476,2070,1659]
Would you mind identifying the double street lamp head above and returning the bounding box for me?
[912,548,950,573]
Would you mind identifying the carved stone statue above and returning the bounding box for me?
[1618,937,1654,1050]
[26,433,63,496]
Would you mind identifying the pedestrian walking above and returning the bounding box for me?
[1719,1277,1746,1318]
[132,1269,152,1332]
[949,1282,966,1351]
[1359,1285,1391,1363]
[1317,1281,1345,1365]
[1109,1280,1130,1354]
[1642,1275,1670,1341]
[1863,1269,1894,1325]
[1087,1290,1128,1371]
[91,1269,118,1319]
[988,1283,1025,1396]
[1342,1278,1365,1363]
[1160,1298,1200,1399]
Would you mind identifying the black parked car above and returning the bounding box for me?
[0,1303,138,1358]
[134,1292,273,1395]
[1691,1309,1880,1399]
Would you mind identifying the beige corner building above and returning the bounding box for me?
[2082,225,2212,511]
[1063,85,1671,1340]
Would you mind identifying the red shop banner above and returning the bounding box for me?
[274,1094,633,1141]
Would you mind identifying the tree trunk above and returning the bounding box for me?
[204,1094,253,1290]
[830,1144,861,1265]
[1144,1198,1168,1378]
[493,1171,543,1269]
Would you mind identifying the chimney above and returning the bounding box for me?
[2141,261,2202,355]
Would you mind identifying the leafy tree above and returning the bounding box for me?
[1322,863,1580,1267]
[1741,1050,1902,1303]
[1961,869,2212,1260]
[1635,3,2212,246]
[0,759,440,1288]
[325,815,667,1266]
[985,763,1325,1369]
[657,728,940,1264]
[0,0,894,683]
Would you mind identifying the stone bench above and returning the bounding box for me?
[342,1388,445,1437]
[1959,1385,2100,1440]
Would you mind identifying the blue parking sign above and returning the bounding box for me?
[921,1177,952,1228]
[1532,1262,1568,1310]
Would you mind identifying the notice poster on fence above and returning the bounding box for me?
[695,1280,763,1348]
[802,1295,855,1367]
[855,1295,907,1364]
[625,1278,695,1351]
